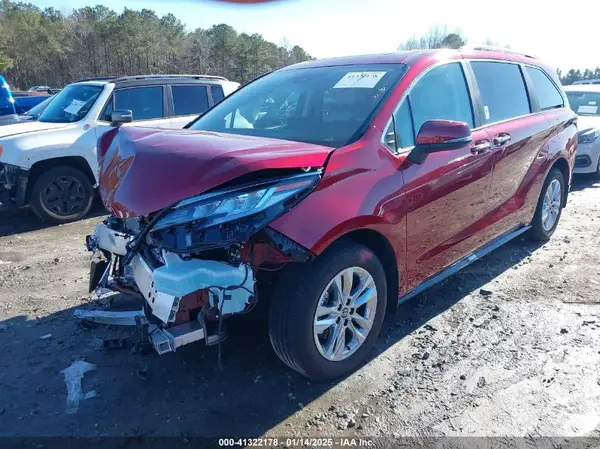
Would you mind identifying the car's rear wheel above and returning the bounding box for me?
[29,166,94,224]
[268,242,387,380]
[529,167,565,242]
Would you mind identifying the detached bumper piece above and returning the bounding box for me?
[149,321,206,355]
[82,221,255,356]
[74,308,207,354]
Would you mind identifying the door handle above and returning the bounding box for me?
[493,133,511,146]
[471,140,491,155]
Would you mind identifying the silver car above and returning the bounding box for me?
[564,84,600,177]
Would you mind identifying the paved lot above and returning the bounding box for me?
[0,176,599,438]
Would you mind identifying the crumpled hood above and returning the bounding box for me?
[98,127,334,218]
[0,120,68,138]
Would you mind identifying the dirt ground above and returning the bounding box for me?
[0,175,599,441]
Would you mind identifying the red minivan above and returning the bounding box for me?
[88,48,577,380]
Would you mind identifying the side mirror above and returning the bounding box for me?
[111,109,133,126]
[407,120,472,165]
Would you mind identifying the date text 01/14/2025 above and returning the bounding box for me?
[218,438,374,447]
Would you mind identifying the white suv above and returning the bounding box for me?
[0,74,239,223]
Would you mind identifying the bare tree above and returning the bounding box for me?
[397,24,465,51]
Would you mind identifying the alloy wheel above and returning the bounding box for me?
[541,178,561,232]
[313,266,378,362]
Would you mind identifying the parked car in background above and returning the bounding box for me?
[0,95,54,126]
[28,85,50,92]
[87,47,576,380]
[0,74,239,223]
[564,84,600,177]
[10,91,53,114]
[572,79,600,85]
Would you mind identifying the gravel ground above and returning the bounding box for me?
[0,175,599,440]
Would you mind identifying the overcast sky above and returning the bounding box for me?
[35,0,600,72]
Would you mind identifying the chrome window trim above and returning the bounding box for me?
[381,57,554,153]
[380,59,475,153]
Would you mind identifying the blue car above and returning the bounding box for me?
[0,75,52,118]
[0,75,17,118]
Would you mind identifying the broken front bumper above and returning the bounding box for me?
[85,221,255,354]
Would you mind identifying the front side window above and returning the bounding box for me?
[211,85,225,104]
[394,99,415,149]
[471,61,530,123]
[100,96,113,122]
[38,84,104,123]
[189,64,407,147]
[525,67,563,111]
[114,86,164,121]
[408,62,474,134]
[172,85,210,116]
[566,91,600,117]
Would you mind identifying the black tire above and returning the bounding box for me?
[595,156,600,180]
[29,166,94,224]
[528,167,565,242]
[268,242,387,380]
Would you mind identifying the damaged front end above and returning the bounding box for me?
[85,171,319,355]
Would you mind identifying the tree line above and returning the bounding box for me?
[0,0,313,89]
[557,68,600,85]
[398,26,600,87]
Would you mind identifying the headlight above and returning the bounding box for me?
[148,172,320,252]
[578,128,600,144]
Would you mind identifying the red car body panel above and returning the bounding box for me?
[96,49,577,300]
[271,50,577,297]
[97,127,334,217]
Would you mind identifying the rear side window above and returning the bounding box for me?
[172,85,210,116]
[114,86,164,121]
[471,62,530,123]
[408,62,474,132]
[211,85,225,103]
[525,67,564,111]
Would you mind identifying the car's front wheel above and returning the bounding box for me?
[268,242,387,380]
[529,167,565,241]
[29,166,94,224]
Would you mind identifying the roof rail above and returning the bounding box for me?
[76,76,118,82]
[112,74,229,82]
[461,45,537,59]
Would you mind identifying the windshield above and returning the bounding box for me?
[38,84,104,123]
[189,64,407,147]
[566,91,600,117]
[25,95,54,118]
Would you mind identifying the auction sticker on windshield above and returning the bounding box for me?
[578,105,598,114]
[333,71,386,89]
[64,99,86,115]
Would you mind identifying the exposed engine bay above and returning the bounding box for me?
[84,170,319,356]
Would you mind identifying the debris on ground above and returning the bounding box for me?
[59,360,97,414]
[0,179,599,436]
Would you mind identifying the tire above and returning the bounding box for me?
[268,242,387,380]
[528,167,565,242]
[29,166,94,224]
[595,155,600,180]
